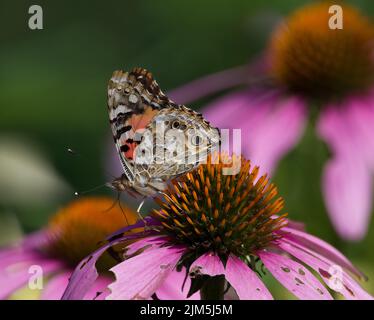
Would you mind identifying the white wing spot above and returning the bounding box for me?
[129,94,138,104]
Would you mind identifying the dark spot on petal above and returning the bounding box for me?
[281,267,291,273]
[298,268,305,276]
[317,288,324,295]
[295,277,304,285]
[344,284,355,296]
[319,268,332,279]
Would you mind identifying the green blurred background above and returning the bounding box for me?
[1,0,374,297]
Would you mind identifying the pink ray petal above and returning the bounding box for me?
[125,236,168,257]
[0,231,49,263]
[21,230,50,250]
[62,231,152,300]
[190,253,226,276]
[85,276,112,300]
[190,253,272,300]
[107,246,183,300]
[244,95,308,175]
[40,272,70,300]
[278,227,365,279]
[258,251,332,300]
[317,100,374,241]
[343,95,374,167]
[168,64,251,104]
[94,288,111,300]
[322,155,372,241]
[286,219,306,231]
[224,255,273,300]
[0,249,44,270]
[202,90,307,175]
[202,89,274,129]
[156,268,200,300]
[278,239,372,300]
[41,271,112,300]
[317,104,356,156]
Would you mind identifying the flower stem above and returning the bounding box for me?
[200,276,226,300]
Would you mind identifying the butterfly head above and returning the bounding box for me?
[106,174,133,193]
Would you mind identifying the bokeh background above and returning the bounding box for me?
[1,0,374,298]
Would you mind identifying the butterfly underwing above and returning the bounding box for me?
[107,67,220,197]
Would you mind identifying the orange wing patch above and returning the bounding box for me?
[120,106,159,160]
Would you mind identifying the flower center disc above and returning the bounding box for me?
[269,2,374,97]
[46,197,137,271]
[153,155,287,260]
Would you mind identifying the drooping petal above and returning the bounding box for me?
[317,101,374,241]
[278,227,365,279]
[62,231,153,300]
[343,95,374,167]
[317,105,355,156]
[258,251,332,300]
[107,246,183,300]
[224,255,273,300]
[156,268,200,300]
[278,239,372,300]
[322,155,372,241]
[202,90,307,175]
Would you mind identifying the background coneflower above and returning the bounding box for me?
[164,1,374,242]
[0,197,136,300]
[63,155,372,300]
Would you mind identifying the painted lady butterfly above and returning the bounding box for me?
[107,68,220,198]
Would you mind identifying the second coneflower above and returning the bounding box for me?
[167,1,374,241]
[62,155,372,300]
[0,197,138,300]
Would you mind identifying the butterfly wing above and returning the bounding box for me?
[108,67,220,196]
[133,105,220,181]
[107,68,175,180]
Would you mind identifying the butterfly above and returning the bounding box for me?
[107,67,220,200]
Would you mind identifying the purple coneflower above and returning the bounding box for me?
[0,197,138,300]
[169,1,374,241]
[63,155,372,300]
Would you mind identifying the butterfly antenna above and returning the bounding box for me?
[74,183,107,197]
